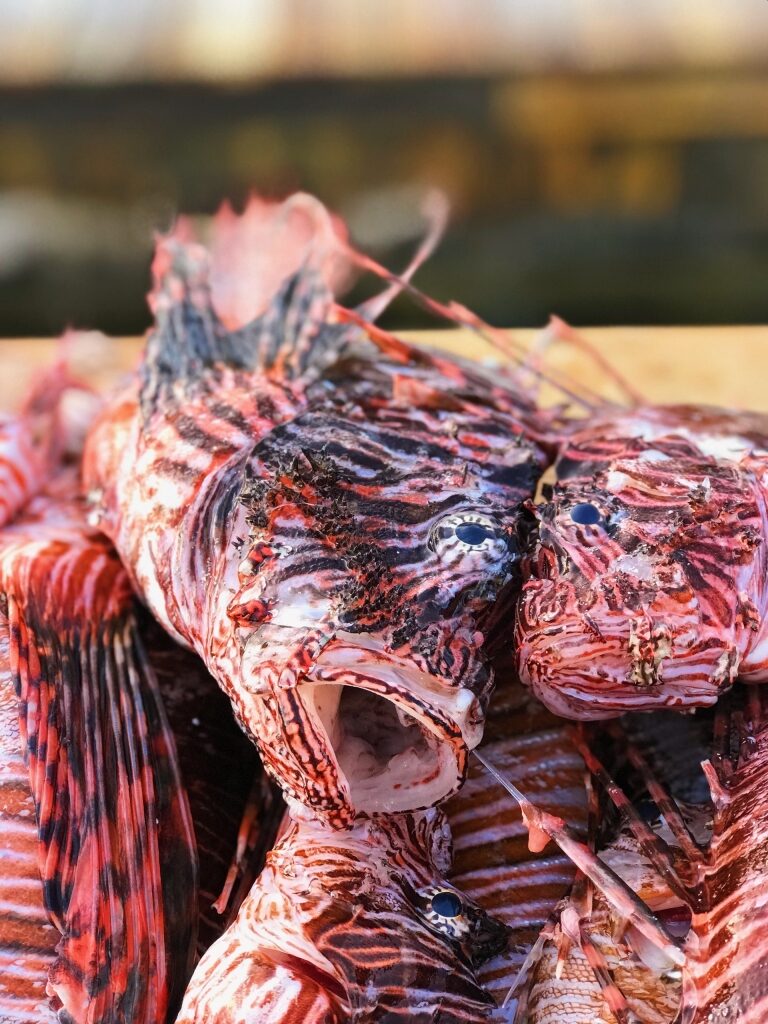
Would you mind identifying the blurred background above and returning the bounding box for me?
[2,0,768,337]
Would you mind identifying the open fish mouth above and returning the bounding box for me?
[302,632,485,815]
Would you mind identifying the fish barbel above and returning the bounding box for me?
[516,402,768,719]
[83,193,552,825]
[176,807,509,1023]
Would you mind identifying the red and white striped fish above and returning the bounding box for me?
[176,808,509,1023]
[516,404,768,719]
[505,697,768,1024]
[83,194,552,826]
[0,469,198,1023]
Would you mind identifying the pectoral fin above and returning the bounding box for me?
[1,509,197,1023]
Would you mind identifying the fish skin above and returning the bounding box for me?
[176,808,508,1024]
[443,678,589,1009]
[679,690,768,1023]
[516,404,768,719]
[83,194,550,826]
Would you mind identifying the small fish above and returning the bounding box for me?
[83,194,550,825]
[176,808,509,1023]
[516,404,768,718]
[0,462,197,1023]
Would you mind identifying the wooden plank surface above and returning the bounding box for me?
[1,325,767,413]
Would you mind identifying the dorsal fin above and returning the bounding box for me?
[140,197,361,420]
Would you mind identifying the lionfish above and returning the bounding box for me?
[496,696,768,1023]
[83,193,555,826]
[176,808,509,1023]
[515,403,768,719]
[0,461,197,1022]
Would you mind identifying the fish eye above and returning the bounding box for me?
[431,891,463,918]
[569,502,602,526]
[430,512,511,568]
[454,522,496,546]
[417,885,471,941]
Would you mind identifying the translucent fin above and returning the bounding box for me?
[473,750,685,967]
[569,729,691,904]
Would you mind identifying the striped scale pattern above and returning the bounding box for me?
[517,404,768,720]
[680,689,768,1022]
[443,679,589,1009]
[177,809,508,1023]
[0,477,197,1023]
[83,196,551,825]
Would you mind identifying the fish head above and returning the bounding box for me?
[299,810,509,993]
[517,410,765,719]
[178,809,506,1022]
[227,398,545,823]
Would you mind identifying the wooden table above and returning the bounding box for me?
[2,325,767,412]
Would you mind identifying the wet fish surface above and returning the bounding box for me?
[84,195,551,826]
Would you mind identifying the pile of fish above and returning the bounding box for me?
[1,192,767,1023]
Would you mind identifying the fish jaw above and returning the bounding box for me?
[516,587,740,719]
[240,627,485,823]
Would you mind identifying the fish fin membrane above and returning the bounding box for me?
[140,230,359,419]
[3,536,198,1023]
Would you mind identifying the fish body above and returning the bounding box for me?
[84,196,549,825]
[517,404,768,718]
[680,691,768,1023]
[443,678,589,1008]
[176,808,508,1023]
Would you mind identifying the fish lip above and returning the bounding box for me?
[518,620,733,719]
[308,631,485,746]
[298,632,485,816]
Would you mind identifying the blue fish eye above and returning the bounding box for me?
[431,891,463,918]
[455,522,496,546]
[570,503,602,526]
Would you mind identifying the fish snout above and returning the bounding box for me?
[465,909,510,969]
[517,611,739,719]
